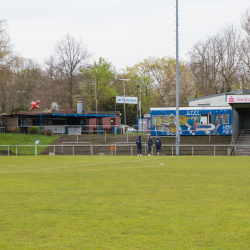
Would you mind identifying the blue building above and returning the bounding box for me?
[150,107,232,136]
[150,90,250,140]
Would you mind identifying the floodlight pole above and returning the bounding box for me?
[94,73,97,114]
[139,85,141,118]
[176,0,180,155]
[119,78,131,126]
[136,84,141,118]
[123,76,126,126]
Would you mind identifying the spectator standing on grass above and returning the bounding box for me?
[136,136,142,156]
[148,135,153,156]
[155,135,162,156]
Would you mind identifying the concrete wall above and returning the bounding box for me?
[3,117,18,132]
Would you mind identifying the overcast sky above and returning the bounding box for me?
[1,0,250,71]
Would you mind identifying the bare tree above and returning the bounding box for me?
[45,34,92,110]
[0,20,19,112]
[188,35,223,96]
[220,26,242,92]
[12,58,44,110]
[241,8,250,35]
[239,8,250,73]
[189,25,242,96]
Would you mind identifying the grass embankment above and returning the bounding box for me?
[0,134,59,155]
[0,156,249,249]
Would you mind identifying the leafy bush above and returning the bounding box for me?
[15,127,21,134]
[10,104,29,113]
[40,130,45,135]
[28,126,39,134]
[45,129,53,136]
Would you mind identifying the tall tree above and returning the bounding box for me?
[12,59,44,111]
[81,57,117,111]
[45,34,92,110]
[188,26,242,96]
[242,8,250,35]
[238,8,250,88]
[125,57,195,110]
[0,20,19,113]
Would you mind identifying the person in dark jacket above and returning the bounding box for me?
[148,135,153,156]
[155,135,162,155]
[136,136,142,156]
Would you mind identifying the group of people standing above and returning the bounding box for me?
[136,135,162,156]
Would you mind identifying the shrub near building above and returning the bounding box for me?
[28,127,39,134]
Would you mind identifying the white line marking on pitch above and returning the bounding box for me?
[0,159,151,174]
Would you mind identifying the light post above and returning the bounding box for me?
[176,0,180,155]
[17,91,26,105]
[137,84,141,118]
[119,78,131,126]
[94,73,97,114]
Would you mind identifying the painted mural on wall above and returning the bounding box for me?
[150,108,232,136]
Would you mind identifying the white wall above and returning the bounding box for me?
[189,95,229,107]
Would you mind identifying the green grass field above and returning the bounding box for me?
[0,134,59,155]
[0,156,250,249]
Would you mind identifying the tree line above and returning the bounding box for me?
[0,8,250,126]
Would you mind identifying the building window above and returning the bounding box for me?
[200,114,211,124]
[198,103,211,106]
[215,114,221,124]
[222,114,229,124]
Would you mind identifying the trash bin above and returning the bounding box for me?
[113,127,117,135]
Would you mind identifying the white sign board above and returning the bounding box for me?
[227,95,250,103]
[45,126,65,134]
[68,128,81,135]
[116,96,138,104]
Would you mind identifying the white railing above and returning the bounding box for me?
[18,125,126,135]
[0,144,247,156]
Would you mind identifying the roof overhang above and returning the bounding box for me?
[228,103,250,109]
[1,113,116,118]
[35,114,115,118]
[227,95,250,109]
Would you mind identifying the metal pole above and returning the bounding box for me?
[137,101,138,119]
[94,73,97,113]
[123,77,126,126]
[175,0,180,156]
[140,85,141,118]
